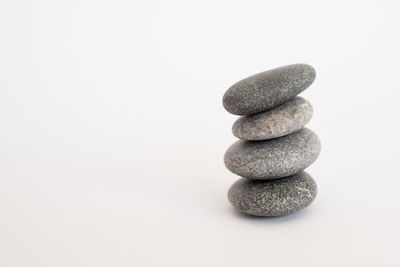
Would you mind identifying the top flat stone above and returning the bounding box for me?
[223,64,316,115]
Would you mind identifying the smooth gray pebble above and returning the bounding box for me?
[224,128,321,179]
[223,64,316,115]
[228,171,317,217]
[232,97,313,140]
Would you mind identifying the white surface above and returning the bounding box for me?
[0,0,399,266]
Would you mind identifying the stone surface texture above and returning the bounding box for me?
[232,97,313,140]
[228,171,317,217]
[224,128,320,179]
[223,64,316,115]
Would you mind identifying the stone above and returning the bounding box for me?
[232,97,313,141]
[223,64,316,115]
[224,128,320,179]
[228,171,317,217]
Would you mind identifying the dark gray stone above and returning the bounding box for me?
[224,128,320,179]
[232,97,313,141]
[223,64,316,115]
[228,171,317,217]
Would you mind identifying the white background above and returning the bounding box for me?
[0,0,399,266]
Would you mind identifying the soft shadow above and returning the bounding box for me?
[229,207,313,224]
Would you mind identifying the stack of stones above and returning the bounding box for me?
[223,64,321,217]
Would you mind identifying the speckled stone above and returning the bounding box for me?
[232,97,313,141]
[224,128,320,179]
[228,171,317,217]
[223,64,316,115]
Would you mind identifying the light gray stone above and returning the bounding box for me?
[228,171,317,217]
[223,64,316,115]
[224,128,320,179]
[232,97,313,141]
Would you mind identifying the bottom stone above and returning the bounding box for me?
[228,171,317,217]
